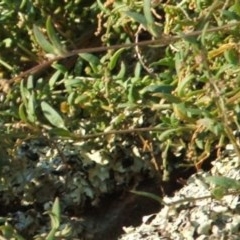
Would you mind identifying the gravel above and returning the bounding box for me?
[120,145,240,240]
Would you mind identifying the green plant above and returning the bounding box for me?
[1,0,240,238]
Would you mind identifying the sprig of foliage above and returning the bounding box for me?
[1,0,240,238]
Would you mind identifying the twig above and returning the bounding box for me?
[10,22,240,83]
[70,125,195,141]
[164,189,240,206]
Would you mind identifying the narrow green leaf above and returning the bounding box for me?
[130,190,162,204]
[64,78,82,88]
[52,197,61,221]
[46,227,57,240]
[41,101,67,130]
[26,75,34,90]
[116,61,126,78]
[205,176,240,191]
[49,70,62,89]
[45,197,61,240]
[33,25,55,54]
[124,11,147,28]
[224,49,239,65]
[20,80,29,106]
[176,74,195,97]
[18,103,28,122]
[46,17,66,55]
[108,48,125,70]
[0,224,25,240]
[141,84,175,95]
[143,0,161,37]
[27,92,36,123]
[158,128,178,141]
[96,0,111,14]
[153,92,182,103]
[49,128,71,137]
[230,1,240,16]
[211,187,226,200]
[143,0,154,25]
[79,53,100,73]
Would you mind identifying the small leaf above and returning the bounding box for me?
[79,53,100,73]
[20,80,29,106]
[49,70,62,89]
[49,128,71,137]
[124,11,147,28]
[18,103,28,122]
[224,49,239,65]
[59,224,72,236]
[230,1,240,16]
[130,190,162,204]
[46,227,57,240]
[46,17,66,55]
[41,101,67,130]
[64,78,82,88]
[205,176,240,191]
[46,198,61,240]
[51,197,61,227]
[158,128,178,141]
[211,186,226,200]
[141,84,175,94]
[173,103,195,122]
[143,0,160,37]
[154,93,182,103]
[108,48,125,70]
[143,0,154,25]
[33,25,55,54]
[116,61,126,78]
[27,92,36,123]
[176,74,195,97]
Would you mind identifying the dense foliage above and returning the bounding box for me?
[1,0,240,239]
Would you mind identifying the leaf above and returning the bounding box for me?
[141,84,175,94]
[128,84,138,103]
[211,186,226,200]
[154,93,182,103]
[124,11,147,28]
[230,1,240,16]
[41,101,67,130]
[141,84,181,103]
[143,0,160,37]
[116,61,126,78]
[51,197,61,228]
[64,78,82,88]
[176,74,195,97]
[224,48,239,65]
[143,0,154,25]
[33,25,55,54]
[49,70,62,89]
[49,128,71,137]
[20,80,37,123]
[59,224,72,236]
[173,103,195,122]
[158,128,178,141]
[130,190,162,204]
[108,48,125,70]
[20,80,29,106]
[0,224,25,240]
[46,17,66,55]
[205,176,240,191]
[18,103,28,122]
[46,197,61,240]
[26,92,36,123]
[79,53,100,73]
[46,228,56,240]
